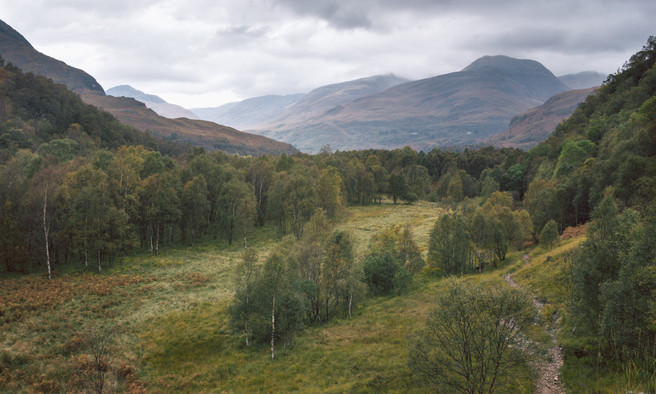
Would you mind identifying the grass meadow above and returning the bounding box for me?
[4,200,646,392]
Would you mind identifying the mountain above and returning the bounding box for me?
[270,74,409,125]
[107,85,200,120]
[558,71,607,89]
[257,56,570,152]
[0,20,104,94]
[0,19,296,155]
[484,87,598,149]
[193,74,408,132]
[193,94,305,130]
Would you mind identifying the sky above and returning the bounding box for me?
[0,0,654,108]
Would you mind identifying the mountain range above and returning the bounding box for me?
[0,18,606,154]
[189,65,602,152]
[0,20,296,156]
[254,56,574,152]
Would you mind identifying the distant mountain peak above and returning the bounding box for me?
[462,55,551,74]
[461,55,569,102]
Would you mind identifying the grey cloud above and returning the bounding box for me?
[467,28,569,52]
[272,0,372,29]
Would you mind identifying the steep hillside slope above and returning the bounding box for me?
[0,20,103,94]
[0,19,296,155]
[484,87,597,149]
[258,56,569,152]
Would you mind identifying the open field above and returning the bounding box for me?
[0,201,594,392]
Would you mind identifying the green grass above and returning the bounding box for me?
[7,202,638,392]
[511,236,656,393]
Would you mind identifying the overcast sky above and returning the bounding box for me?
[0,0,653,108]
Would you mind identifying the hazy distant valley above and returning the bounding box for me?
[110,62,604,153]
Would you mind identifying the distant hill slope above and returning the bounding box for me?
[193,74,408,132]
[558,71,606,89]
[81,93,298,155]
[0,19,296,155]
[484,87,598,149]
[193,94,305,130]
[257,56,570,152]
[269,74,410,125]
[107,85,200,120]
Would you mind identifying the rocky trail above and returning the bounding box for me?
[504,254,565,394]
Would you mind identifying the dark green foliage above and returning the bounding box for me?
[388,172,409,204]
[570,196,656,362]
[539,219,559,249]
[428,214,473,275]
[409,278,535,393]
[362,251,409,296]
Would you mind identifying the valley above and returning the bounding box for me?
[0,12,654,394]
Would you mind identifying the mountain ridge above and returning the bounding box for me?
[0,19,296,155]
[256,56,571,152]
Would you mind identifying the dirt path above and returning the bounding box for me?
[504,254,565,394]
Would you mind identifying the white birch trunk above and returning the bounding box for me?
[271,293,276,360]
[43,183,51,280]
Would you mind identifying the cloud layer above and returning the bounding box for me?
[0,0,653,107]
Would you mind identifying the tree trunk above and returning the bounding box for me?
[348,293,353,319]
[148,224,153,255]
[155,222,160,255]
[42,183,51,280]
[97,249,102,272]
[271,293,276,360]
[84,214,89,270]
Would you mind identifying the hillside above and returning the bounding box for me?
[107,85,200,120]
[193,93,305,130]
[484,86,598,149]
[81,93,297,155]
[0,20,103,94]
[257,56,570,152]
[0,19,296,156]
[267,74,409,125]
[193,74,408,132]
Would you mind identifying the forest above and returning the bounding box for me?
[0,37,655,392]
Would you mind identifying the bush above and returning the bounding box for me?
[362,251,409,296]
[540,219,559,249]
[409,278,535,392]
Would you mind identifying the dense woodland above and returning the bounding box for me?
[1,37,656,390]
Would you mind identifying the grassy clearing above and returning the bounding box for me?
[0,200,561,392]
[511,235,656,393]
